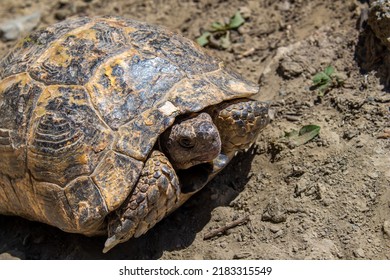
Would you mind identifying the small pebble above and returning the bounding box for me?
[233,251,253,259]
[343,130,358,140]
[367,172,379,179]
[269,224,282,233]
[278,0,291,11]
[238,7,252,19]
[274,229,284,238]
[353,248,365,258]
[383,220,390,237]
[279,61,304,78]
[0,12,41,41]
[262,197,287,223]
[286,115,300,122]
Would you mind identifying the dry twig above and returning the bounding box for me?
[203,215,250,240]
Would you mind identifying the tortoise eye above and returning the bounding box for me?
[179,137,194,148]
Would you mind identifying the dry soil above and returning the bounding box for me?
[0,0,389,260]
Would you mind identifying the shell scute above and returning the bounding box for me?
[0,17,91,79]
[27,85,113,186]
[86,52,183,130]
[92,151,144,212]
[64,176,108,234]
[114,105,179,160]
[128,28,219,75]
[0,74,43,178]
[30,20,129,85]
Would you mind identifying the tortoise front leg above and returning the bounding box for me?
[208,98,270,158]
[103,150,181,253]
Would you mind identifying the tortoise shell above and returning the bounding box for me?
[0,16,259,235]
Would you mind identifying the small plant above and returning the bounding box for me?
[196,11,246,49]
[311,66,345,95]
[283,125,321,147]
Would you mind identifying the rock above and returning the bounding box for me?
[286,115,301,122]
[321,197,332,206]
[233,251,253,259]
[0,12,41,41]
[274,229,284,238]
[294,181,309,197]
[343,129,359,140]
[383,220,390,237]
[368,0,390,50]
[277,1,291,12]
[367,172,379,179]
[269,224,282,233]
[262,197,287,223]
[354,198,369,212]
[238,7,252,19]
[237,24,251,35]
[278,60,304,78]
[353,248,365,258]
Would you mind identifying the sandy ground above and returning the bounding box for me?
[0,0,389,259]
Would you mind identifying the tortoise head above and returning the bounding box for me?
[160,112,221,170]
[160,98,270,171]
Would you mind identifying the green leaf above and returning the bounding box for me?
[299,125,321,137]
[220,32,231,49]
[210,22,226,31]
[196,31,211,46]
[312,72,330,86]
[285,125,321,146]
[311,66,344,95]
[324,66,335,76]
[228,11,245,29]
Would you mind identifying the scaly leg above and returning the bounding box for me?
[104,150,181,253]
[208,98,270,158]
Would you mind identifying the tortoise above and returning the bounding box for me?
[0,16,270,252]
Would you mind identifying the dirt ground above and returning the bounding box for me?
[0,0,389,260]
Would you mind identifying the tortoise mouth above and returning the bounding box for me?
[177,162,213,194]
[176,153,231,194]
[174,152,220,170]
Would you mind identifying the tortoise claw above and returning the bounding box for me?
[103,236,119,253]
